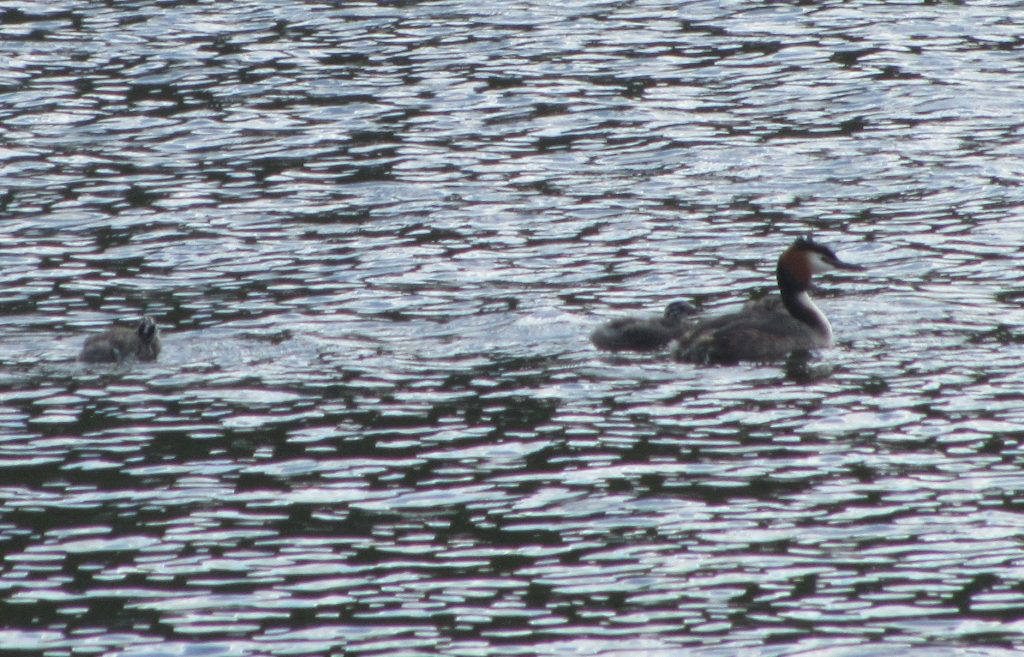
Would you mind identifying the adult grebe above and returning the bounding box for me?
[80,316,161,363]
[672,236,862,364]
[591,300,697,352]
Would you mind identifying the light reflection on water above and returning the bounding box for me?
[3,0,1024,655]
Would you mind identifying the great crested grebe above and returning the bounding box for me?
[672,236,862,364]
[80,316,161,363]
[591,300,697,352]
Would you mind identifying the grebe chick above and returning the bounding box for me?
[672,236,862,364]
[742,293,783,313]
[80,316,161,363]
[591,300,697,352]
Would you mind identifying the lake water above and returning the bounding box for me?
[2,1,1024,655]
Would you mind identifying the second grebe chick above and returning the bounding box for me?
[673,236,862,364]
[591,300,697,352]
[80,316,161,363]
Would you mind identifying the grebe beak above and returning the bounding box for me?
[804,249,865,275]
[831,257,864,272]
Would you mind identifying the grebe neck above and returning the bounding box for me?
[781,288,832,344]
[777,261,832,344]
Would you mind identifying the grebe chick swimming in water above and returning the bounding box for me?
[80,316,161,363]
[672,236,862,364]
[591,300,697,352]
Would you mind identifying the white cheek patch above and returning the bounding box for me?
[807,251,836,274]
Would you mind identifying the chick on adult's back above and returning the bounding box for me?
[673,237,862,365]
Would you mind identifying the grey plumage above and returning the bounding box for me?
[80,316,161,363]
[591,300,697,352]
[672,304,817,364]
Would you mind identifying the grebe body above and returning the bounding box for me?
[80,316,161,363]
[591,300,697,352]
[672,237,862,364]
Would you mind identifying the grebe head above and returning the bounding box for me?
[664,300,698,322]
[777,235,863,291]
[137,316,159,342]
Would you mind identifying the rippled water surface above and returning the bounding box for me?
[3,1,1024,655]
